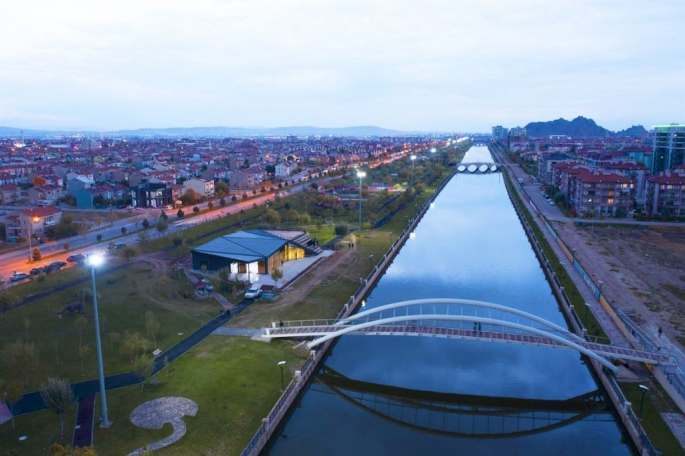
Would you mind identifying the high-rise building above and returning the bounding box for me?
[492,126,509,142]
[651,124,685,174]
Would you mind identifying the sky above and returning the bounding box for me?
[1,0,683,133]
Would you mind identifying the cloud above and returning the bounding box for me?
[1,0,683,130]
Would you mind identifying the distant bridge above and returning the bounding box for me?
[316,366,611,438]
[456,162,501,174]
[261,299,675,373]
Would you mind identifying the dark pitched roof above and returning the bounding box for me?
[191,229,287,263]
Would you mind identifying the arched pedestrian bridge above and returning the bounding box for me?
[261,299,675,374]
[317,366,610,438]
[456,163,501,174]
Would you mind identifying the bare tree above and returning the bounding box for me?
[3,339,39,387]
[145,311,160,348]
[108,331,120,352]
[134,354,155,394]
[78,345,91,376]
[270,269,283,289]
[74,315,88,348]
[40,377,74,437]
[0,291,20,320]
[0,379,23,429]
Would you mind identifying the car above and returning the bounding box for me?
[10,272,30,282]
[108,243,126,251]
[245,284,263,299]
[30,267,44,275]
[45,261,67,273]
[549,201,556,206]
[67,254,86,263]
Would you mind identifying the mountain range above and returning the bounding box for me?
[0,125,414,139]
[524,116,647,138]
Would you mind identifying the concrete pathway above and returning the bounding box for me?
[212,327,260,337]
[127,397,198,455]
[0,401,11,426]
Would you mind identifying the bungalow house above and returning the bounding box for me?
[191,229,321,276]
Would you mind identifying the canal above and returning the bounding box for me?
[269,146,633,455]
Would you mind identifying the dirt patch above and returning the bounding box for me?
[553,222,685,349]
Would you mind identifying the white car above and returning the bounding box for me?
[245,284,262,299]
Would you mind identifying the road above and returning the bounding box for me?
[0,183,314,288]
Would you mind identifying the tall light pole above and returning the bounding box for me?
[277,360,287,391]
[638,384,649,420]
[87,254,111,428]
[368,254,373,272]
[584,302,591,326]
[357,171,366,233]
[410,155,417,190]
[26,214,39,262]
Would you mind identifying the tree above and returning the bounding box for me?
[219,197,226,207]
[23,317,30,342]
[260,208,281,227]
[134,354,155,394]
[79,344,91,376]
[270,268,283,288]
[207,201,214,210]
[193,206,200,214]
[122,332,150,364]
[48,443,98,455]
[76,287,98,317]
[180,188,200,205]
[74,315,88,348]
[121,226,127,235]
[0,378,22,429]
[40,377,74,437]
[108,331,120,352]
[164,355,170,377]
[63,242,70,252]
[177,209,185,218]
[335,224,349,236]
[145,311,160,347]
[121,245,141,260]
[96,234,103,243]
[217,267,231,292]
[32,247,42,261]
[137,230,150,251]
[3,339,39,387]
[0,291,19,320]
[141,218,150,229]
[171,235,184,248]
[155,217,169,237]
[159,210,168,220]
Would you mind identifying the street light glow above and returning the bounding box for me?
[278,360,287,366]
[87,253,105,267]
[357,171,366,178]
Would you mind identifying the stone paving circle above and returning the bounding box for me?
[130,397,198,430]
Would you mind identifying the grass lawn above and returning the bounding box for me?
[0,259,220,391]
[620,382,683,456]
[91,336,306,456]
[0,405,77,456]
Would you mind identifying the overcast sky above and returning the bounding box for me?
[1,0,683,133]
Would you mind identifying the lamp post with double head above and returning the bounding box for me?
[26,214,39,262]
[356,171,366,233]
[87,254,111,427]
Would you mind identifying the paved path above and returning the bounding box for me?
[127,397,198,456]
[72,394,95,448]
[0,401,11,427]
[212,327,260,337]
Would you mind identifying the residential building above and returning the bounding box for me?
[651,124,685,174]
[567,169,634,217]
[183,178,215,199]
[5,206,62,242]
[645,169,685,216]
[131,182,172,209]
[0,184,21,204]
[28,184,62,206]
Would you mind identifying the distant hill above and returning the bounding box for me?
[524,117,647,138]
[0,125,412,139]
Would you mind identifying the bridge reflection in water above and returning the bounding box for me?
[456,162,501,174]
[315,366,611,439]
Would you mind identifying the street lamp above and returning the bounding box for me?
[368,254,373,272]
[277,360,287,391]
[26,214,39,262]
[638,384,649,420]
[87,254,111,428]
[410,155,417,189]
[584,303,591,326]
[356,171,366,233]
[598,281,604,297]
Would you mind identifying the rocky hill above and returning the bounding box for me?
[524,116,647,138]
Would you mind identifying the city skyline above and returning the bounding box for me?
[1,0,683,132]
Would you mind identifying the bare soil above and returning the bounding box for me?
[553,221,685,349]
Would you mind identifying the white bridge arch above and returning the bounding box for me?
[262,299,674,373]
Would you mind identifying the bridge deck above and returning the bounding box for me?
[265,325,673,366]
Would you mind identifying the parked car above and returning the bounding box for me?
[245,284,263,299]
[108,243,126,251]
[30,267,44,275]
[549,201,556,206]
[10,272,30,282]
[67,254,86,263]
[45,261,67,273]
